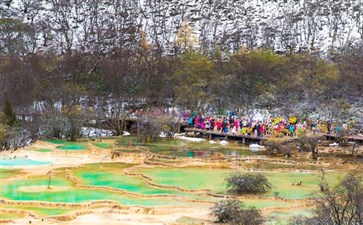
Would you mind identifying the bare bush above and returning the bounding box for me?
[264,138,294,157]
[297,135,322,159]
[161,116,181,139]
[210,199,264,225]
[39,106,90,141]
[134,114,181,142]
[135,114,162,142]
[226,172,272,195]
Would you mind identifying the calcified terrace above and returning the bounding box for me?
[0,137,360,224]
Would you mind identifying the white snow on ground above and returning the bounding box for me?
[249,144,265,152]
[159,132,167,138]
[329,142,339,147]
[220,140,229,145]
[174,136,205,142]
[122,131,131,136]
[81,127,113,137]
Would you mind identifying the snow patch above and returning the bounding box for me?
[249,144,265,152]
[81,127,113,137]
[174,136,205,142]
[220,140,229,145]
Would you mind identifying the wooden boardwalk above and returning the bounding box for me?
[323,133,363,144]
[185,128,363,145]
[184,128,297,145]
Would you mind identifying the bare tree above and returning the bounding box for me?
[310,171,363,225]
[297,134,322,159]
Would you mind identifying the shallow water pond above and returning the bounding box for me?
[93,142,113,149]
[35,148,53,152]
[267,208,313,225]
[0,158,52,167]
[47,139,87,151]
[136,167,343,199]
[117,136,259,157]
[265,171,343,199]
[72,163,217,202]
[0,173,190,207]
[136,167,230,192]
[0,161,345,222]
[56,143,86,151]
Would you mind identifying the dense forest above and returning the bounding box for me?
[0,0,362,146]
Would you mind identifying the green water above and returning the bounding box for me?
[265,172,343,199]
[136,167,342,199]
[117,136,257,157]
[251,162,321,171]
[146,143,255,157]
[93,143,113,149]
[75,170,180,195]
[72,164,216,202]
[267,208,313,225]
[0,174,188,207]
[57,144,86,151]
[30,207,70,216]
[0,162,344,215]
[47,139,87,151]
[147,145,252,157]
[0,158,52,167]
[36,148,53,152]
[136,167,229,192]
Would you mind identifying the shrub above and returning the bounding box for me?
[233,207,264,225]
[264,137,294,156]
[297,134,323,159]
[310,171,363,225]
[211,199,241,223]
[226,172,272,195]
[134,114,163,142]
[210,199,264,225]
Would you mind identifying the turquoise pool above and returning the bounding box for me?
[56,144,86,151]
[47,139,87,151]
[0,158,52,167]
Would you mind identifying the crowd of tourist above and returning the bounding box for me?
[182,111,352,137]
[129,107,356,137]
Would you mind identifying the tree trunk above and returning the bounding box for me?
[312,149,317,159]
[137,120,140,142]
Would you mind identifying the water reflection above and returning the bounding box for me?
[180,147,246,158]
